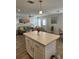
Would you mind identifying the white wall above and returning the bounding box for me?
[41,13,63,34]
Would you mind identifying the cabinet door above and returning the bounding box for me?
[29,39,34,58]
[25,38,30,53]
[34,44,44,59]
[25,38,34,58]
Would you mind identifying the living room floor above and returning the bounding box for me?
[16,35,63,59]
[16,35,32,59]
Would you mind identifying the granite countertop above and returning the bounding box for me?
[24,31,60,46]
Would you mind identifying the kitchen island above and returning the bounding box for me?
[24,31,60,59]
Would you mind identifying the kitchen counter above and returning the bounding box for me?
[24,31,60,46]
[24,31,60,59]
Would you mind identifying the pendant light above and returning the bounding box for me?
[39,0,43,14]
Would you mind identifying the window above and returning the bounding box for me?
[43,19,46,25]
[30,17,41,27]
[38,18,41,27]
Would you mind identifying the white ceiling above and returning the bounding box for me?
[16,0,63,16]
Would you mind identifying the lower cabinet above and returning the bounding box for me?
[25,38,34,58]
[34,49,44,59]
[34,42,44,59]
[25,37,56,59]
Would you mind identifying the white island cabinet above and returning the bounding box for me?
[24,31,60,59]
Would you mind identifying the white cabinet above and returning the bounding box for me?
[34,42,45,59]
[24,31,60,59]
[34,45,44,59]
[25,38,44,59]
[25,37,56,59]
[25,38,34,58]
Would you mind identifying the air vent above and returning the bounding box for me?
[27,0,34,4]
